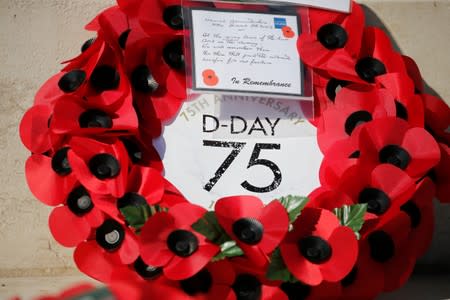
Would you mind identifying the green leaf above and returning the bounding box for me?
[333,204,368,239]
[266,249,298,283]
[192,211,231,245]
[212,241,244,262]
[120,204,167,231]
[278,195,309,223]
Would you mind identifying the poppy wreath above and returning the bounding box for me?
[18,0,450,299]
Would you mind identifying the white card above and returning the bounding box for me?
[155,95,322,209]
[189,9,303,97]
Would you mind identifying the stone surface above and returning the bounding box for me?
[0,0,448,298]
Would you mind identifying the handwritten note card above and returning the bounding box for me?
[190,9,303,97]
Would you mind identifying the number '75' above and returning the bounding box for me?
[203,140,282,193]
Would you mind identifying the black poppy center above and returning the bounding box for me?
[67,186,93,216]
[368,230,395,263]
[232,274,262,300]
[344,110,373,135]
[96,219,125,251]
[280,281,311,300]
[81,38,96,53]
[58,70,86,93]
[401,201,421,228]
[134,257,162,280]
[163,39,185,70]
[358,188,391,215]
[326,78,348,101]
[317,23,348,50]
[163,6,184,30]
[298,236,332,264]
[90,65,120,92]
[167,230,199,257]
[79,109,113,129]
[117,192,147,209]
[341,266,358,287]
[395,100,409,121]
[118,29,131,49]
[88,153,121,180]
[355,57,387,83]
[379,144,411,170]
[427,169,437,183]
[180,269,213,295]
[122,139,143,164]
[232,218,264,245]
[51,147,72,176]
[131,65,159,93]
[349,150,361,159]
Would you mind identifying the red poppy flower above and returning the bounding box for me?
[170,260,236,300]
[140,203,220,280]
[117,0,141,17]
[400,178,435,259]
[307,187,354,213]
[34,72,67,107]
[402,54,424,94]
[376,72,424,127]
[60,38,131,108]
[317,85,396,153]
[25,148,78,206]
[109,256,165,284]
[159,185,190,207]
[215,196,289,267]
[280,207,358,286]
[337,164,416,223]
[120,136,163,171]
[229,257,270,283]
[359,213,416,292]
[311,72,350,121]
[326,27,407,85]
[230,259,289,300]
[319,137,360,188]
[19,104,64,154]
[74,218,140,282]
[422,94,450,145]
[67,137,129,197]
[337,246,385,299]
[85,6,146,53]
[50,94,138,137]
[91,165,165,222]
[202,69,219,86]
[49,185,105,247]
[432,143,450,203]
[124,35,186,122]
[138,0,184,36]
[358,117,440,180]
[279,280,342,300]
[138,0,211,36]
[282,26,295,39]
[298,2,364,74]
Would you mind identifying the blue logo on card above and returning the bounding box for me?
[274,18,287,29]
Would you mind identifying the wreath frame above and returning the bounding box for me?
[19,0,449,299]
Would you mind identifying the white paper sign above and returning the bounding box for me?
[154,95,322,208]
[190,9,303,97]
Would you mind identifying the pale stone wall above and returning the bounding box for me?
[0,0,448,298]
